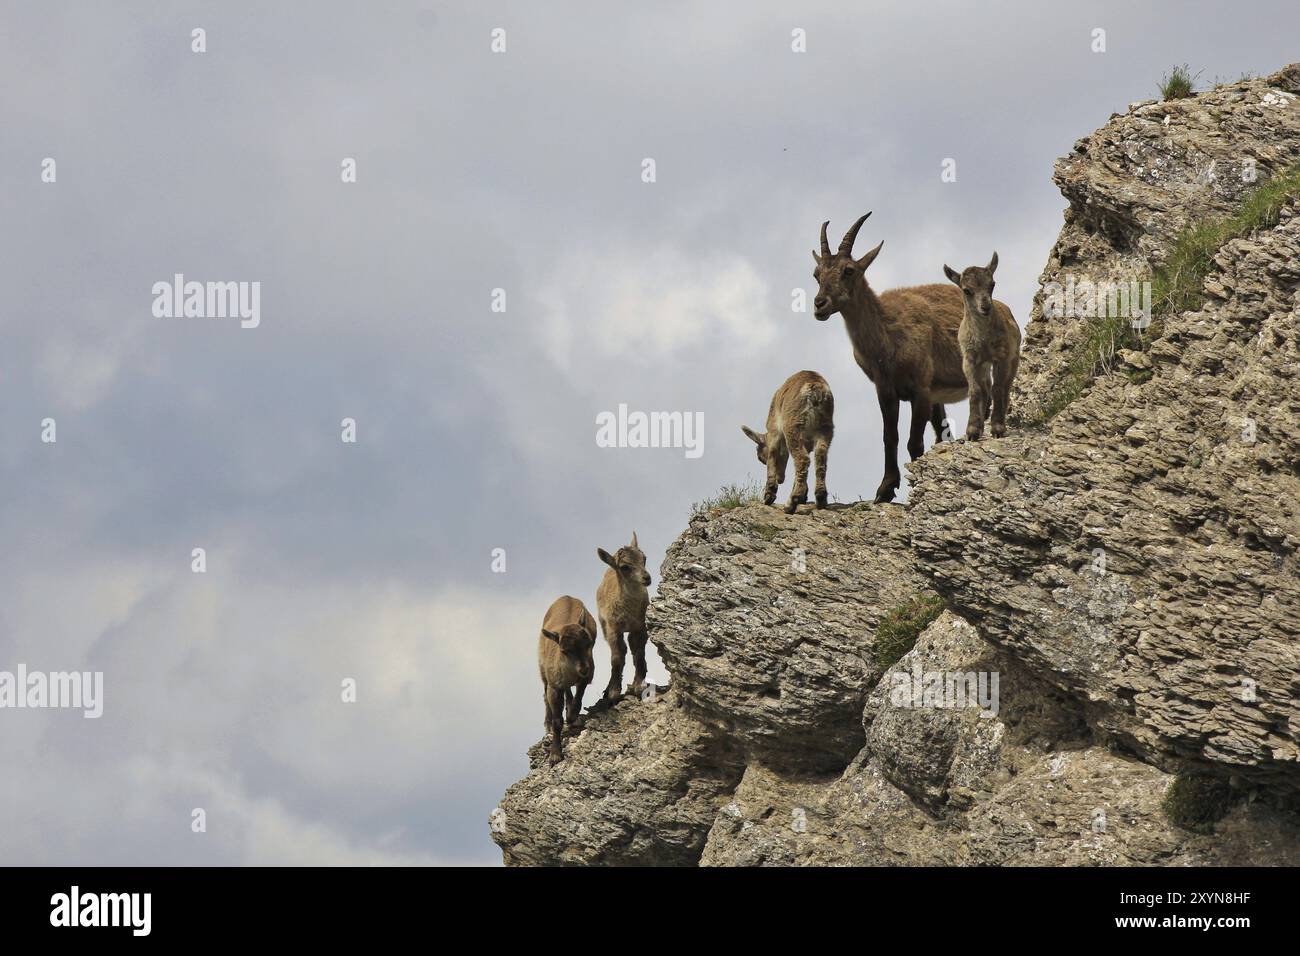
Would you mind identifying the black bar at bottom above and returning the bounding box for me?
[0,865,1280,942]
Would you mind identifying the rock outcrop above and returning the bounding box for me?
[912,63,1300,792]
[1015,62,1300,418]
[492,688,744,866]
[699,613,1297,866]
[649,503,927,772]
[491,64,1300,866]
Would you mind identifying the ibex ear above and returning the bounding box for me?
[811,250,821,266]
[542,628,560,643]
[597,548,617,568]
[741,425,764,445]
[857,240,884,270]
[630,530,639,549]
[987,251,998,275]
[943,264,962,285]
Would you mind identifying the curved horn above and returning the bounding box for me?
[819,221,831,257]
[839,212,872,256]
[858,239,884,270]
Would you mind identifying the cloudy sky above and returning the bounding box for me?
[0,1,1293,865]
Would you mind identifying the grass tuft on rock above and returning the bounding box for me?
[1028,161,1300,424]
[874,593,946,670]
[691,479,762,518]
[1161,773,1232,834]
[1032,311,1138,421]
[1158,64,1198,100]
[1153,162,1300,318]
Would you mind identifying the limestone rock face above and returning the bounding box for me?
[699,613,1300,867]
[904,210,1300,790]
[647,502,928,772]
[490,64,1300,866]
[862,613,1007,812]
[1015,63,1300,420]
[490,690,743,866]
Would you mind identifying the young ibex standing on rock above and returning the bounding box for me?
[596,532,652,702]
[538,595,597,765]
[742,370,834,513]
[943,253,1020,440]
[812,213,968,503]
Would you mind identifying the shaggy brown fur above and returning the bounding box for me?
[943,253,1021,440]
[742,370,835,513]
[813,213,967,503]
[595,532,652,701]
[538,595,597,765]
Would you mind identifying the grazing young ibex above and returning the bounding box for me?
[742,370,834,514]
[537,595,597,765]
[943,253,1021,440]
[595,532,652,702]
[812,213,967,503]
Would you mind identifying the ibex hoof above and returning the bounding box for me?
[547,751,563,766]
[815,493,828,509]
[784,501,798,514]
[966,429,982,442]
[991,424,1007,438]
[873,488,897,504]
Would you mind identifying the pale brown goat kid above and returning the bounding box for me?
[596,532,652,702]
[742,370,835,513]
[942,253,1021,440]
[537,595,597,765]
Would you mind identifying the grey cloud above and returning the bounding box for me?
[1,0,1291,864]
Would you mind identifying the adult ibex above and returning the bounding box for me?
[812,213,966,502]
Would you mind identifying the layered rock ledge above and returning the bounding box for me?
[491,64,1300,866]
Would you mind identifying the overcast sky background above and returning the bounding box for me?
[0,1,1293,865]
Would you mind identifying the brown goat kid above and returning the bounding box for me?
[596,532,652,702]
[943,253,1020,440]
[742,370,834,513]
[813,213,967,503]
[538,595,597,765]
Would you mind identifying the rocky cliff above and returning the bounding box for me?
[490,65,1300,866]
